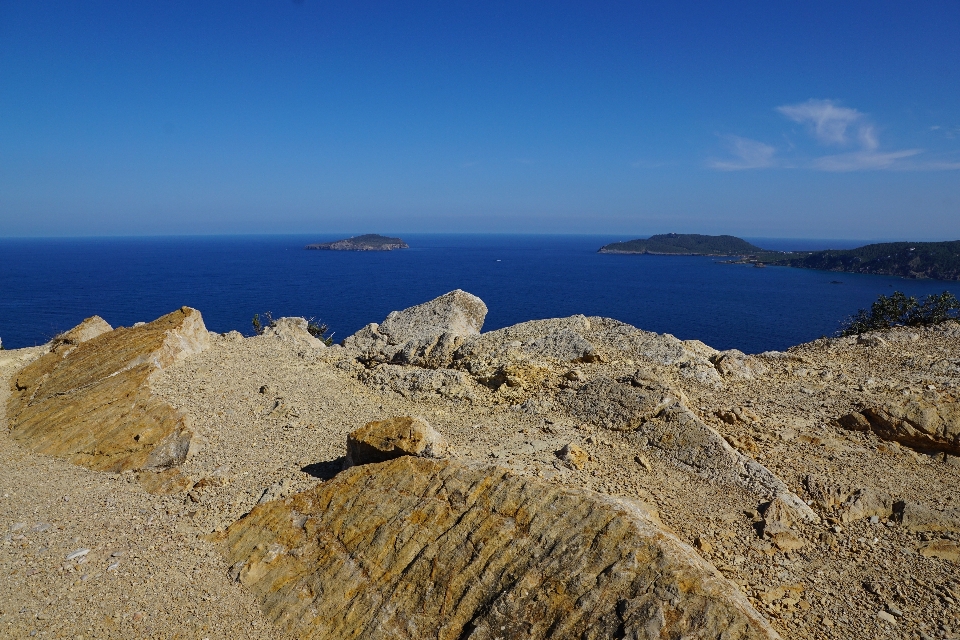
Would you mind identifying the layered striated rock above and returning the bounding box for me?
[837,392,960,454]
[6,308,210,473]
[219,456,780,640]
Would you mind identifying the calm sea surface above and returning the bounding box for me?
[0,234,955,353]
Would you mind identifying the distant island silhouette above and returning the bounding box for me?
[306,234,409,251]
[598,233,762,256]
[599,234,960,281]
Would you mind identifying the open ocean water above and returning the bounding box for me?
[0,234,955,353]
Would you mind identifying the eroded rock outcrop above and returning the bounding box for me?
[343,290,487,366]
[6,308,210,473]
[711,349,769,380]
[255,317,326,349]
[837,392,960,454]
[359,364,477,402]
[219,456,780,640]
[51,315,113,352]
[559,375,678,431]
[897,502,960,533]
[560,376,817,519]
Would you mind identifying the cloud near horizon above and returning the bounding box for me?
[711,99,956,172]
[707,135,777,171]
[777,99,871,148]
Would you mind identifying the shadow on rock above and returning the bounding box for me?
[301,457,347,480]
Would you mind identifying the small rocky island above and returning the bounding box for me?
[599,233,764,256]
[305,234,409,251]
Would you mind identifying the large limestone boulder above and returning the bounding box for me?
[219,456,780,639]
[452,316,599,387]
[343,290,487,366]
[6,307,210,473]
[837,392,960,454]
[345,416,448,466]
[451,315,730,392]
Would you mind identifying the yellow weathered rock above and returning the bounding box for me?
[345,415,447,466]
[6,307,210,473]
[219,456,780,639]
[556,442,589,470]
[918,539,960,562]
[837,393,960,455]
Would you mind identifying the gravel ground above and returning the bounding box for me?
[2,319,960,639]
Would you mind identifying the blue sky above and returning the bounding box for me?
[1,1,958,239]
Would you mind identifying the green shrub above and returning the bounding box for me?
[306,318,335,346]
[251,311,274,336]
[839,290,959,336]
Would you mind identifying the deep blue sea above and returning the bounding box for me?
[0,234,955,353]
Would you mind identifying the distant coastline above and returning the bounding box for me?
[599,234,960,281]
[306,234,409,251]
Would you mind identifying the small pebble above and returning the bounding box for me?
[65,548,90,561]
[876,610,897,624]
[10,522,27,532]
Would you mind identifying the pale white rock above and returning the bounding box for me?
[343,290,487,365]
[255,317,325,349]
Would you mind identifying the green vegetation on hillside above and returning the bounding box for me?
[773,241,960,280]
[839,291,960,336]
[598,233,764,256]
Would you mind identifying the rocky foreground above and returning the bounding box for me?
[1,291,959,639]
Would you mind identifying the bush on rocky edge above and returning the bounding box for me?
[840,290,959,336]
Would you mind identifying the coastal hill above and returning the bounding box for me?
[599,233,764,256]
[2,290,959,638]
[600,233,960,281]
[305,234,409,251]
[771,241,960,280]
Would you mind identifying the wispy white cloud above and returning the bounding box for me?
[857,124,879,151]
[930,125,960,140]
[812,149,921,172]
[777,99,865,146]
[631,158,674,169]
[707,135,776,171]
[709,99,957,172]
